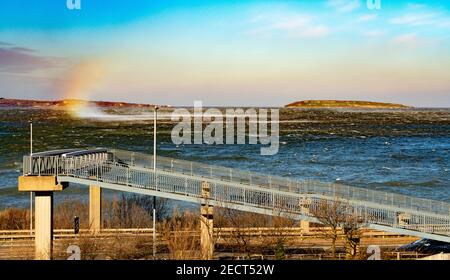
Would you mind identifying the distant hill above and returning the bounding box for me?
[0,98,163,109]
[285,100,411,109]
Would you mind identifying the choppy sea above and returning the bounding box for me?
[0,107,448,209]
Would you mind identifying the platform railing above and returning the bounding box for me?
[22,149,450,240]
[108,149,450,216]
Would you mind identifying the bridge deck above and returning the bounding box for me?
[22,148,450,242]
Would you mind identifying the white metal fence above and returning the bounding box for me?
[22,149,450,240]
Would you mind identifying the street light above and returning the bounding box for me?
[29,119,33,235]
[153,105,159,258]
[154,106,158,171]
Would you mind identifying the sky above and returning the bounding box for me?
[0,0,450,107]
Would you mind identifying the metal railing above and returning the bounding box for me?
[22,149,450,241]
[109,149,450,216]
[0,227,416,241]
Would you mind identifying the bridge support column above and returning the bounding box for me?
[300,220,310,233]
[300,198,310,233]
[18,175,66,260]
[89,185,102,234]
[35,191,53,260]
[200,181,214,260]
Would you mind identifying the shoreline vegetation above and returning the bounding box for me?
[285,100,411,109]
[0,198,420,260]
[0,198,310,260]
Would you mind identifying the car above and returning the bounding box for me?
[397,239,450,254]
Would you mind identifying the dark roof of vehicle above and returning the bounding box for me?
[61,148,108,157]
[31,149,81,157]
[397,239,450,253]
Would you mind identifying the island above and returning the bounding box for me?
[285,100,411,109]
[0,98,164,109]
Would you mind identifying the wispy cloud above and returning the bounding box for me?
[390,12,450,31]
[0,43,63,74]
[327,0,361,13]
[392,33,422,48]
[248,13,330,38]
[357,14,378,22]
[391,3,450,29]
[390,13,436,26]
[406,3,427,10]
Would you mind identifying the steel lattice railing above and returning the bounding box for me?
[22,148,450,241]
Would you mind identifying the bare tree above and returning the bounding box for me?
[342,209,364,259]
[126,194,169,220]
[311,197,365,259]
[214,204,295,260]
[103,194,169,228]
[215,207,268,259]
[161,208,201,260]
[310,197,347,258]
[0,208,30,230]
[270,215,296,260]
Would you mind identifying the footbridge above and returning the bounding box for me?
[19,148,450,259]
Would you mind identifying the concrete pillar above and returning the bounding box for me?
[18,175,66,260]
[300,220,310,233]
[89,185,102,234]
[35,191,53,260]
[200,181,214,260]
[300,197,310,233]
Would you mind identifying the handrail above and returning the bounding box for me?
[109,149,450,216]
[21,149,450,241]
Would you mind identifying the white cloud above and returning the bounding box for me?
[392,33,421,48]
[271,16,312,30]
[391,3,450,29]
[290,25,330,38]
[271,16,330,37]
[406,3,427,10]
[357,14,378,22]
[327,0,361,13]
[390,13,436,26]
[248,13,330,38]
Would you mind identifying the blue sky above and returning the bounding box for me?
[1,0,450,106]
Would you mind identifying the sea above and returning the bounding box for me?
[0,107,449,209]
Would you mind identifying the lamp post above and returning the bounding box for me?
[29,119,33,235]
[153,105,159,258]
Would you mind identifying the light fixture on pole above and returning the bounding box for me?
[153,105,159,258]
[29,119,33,235]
